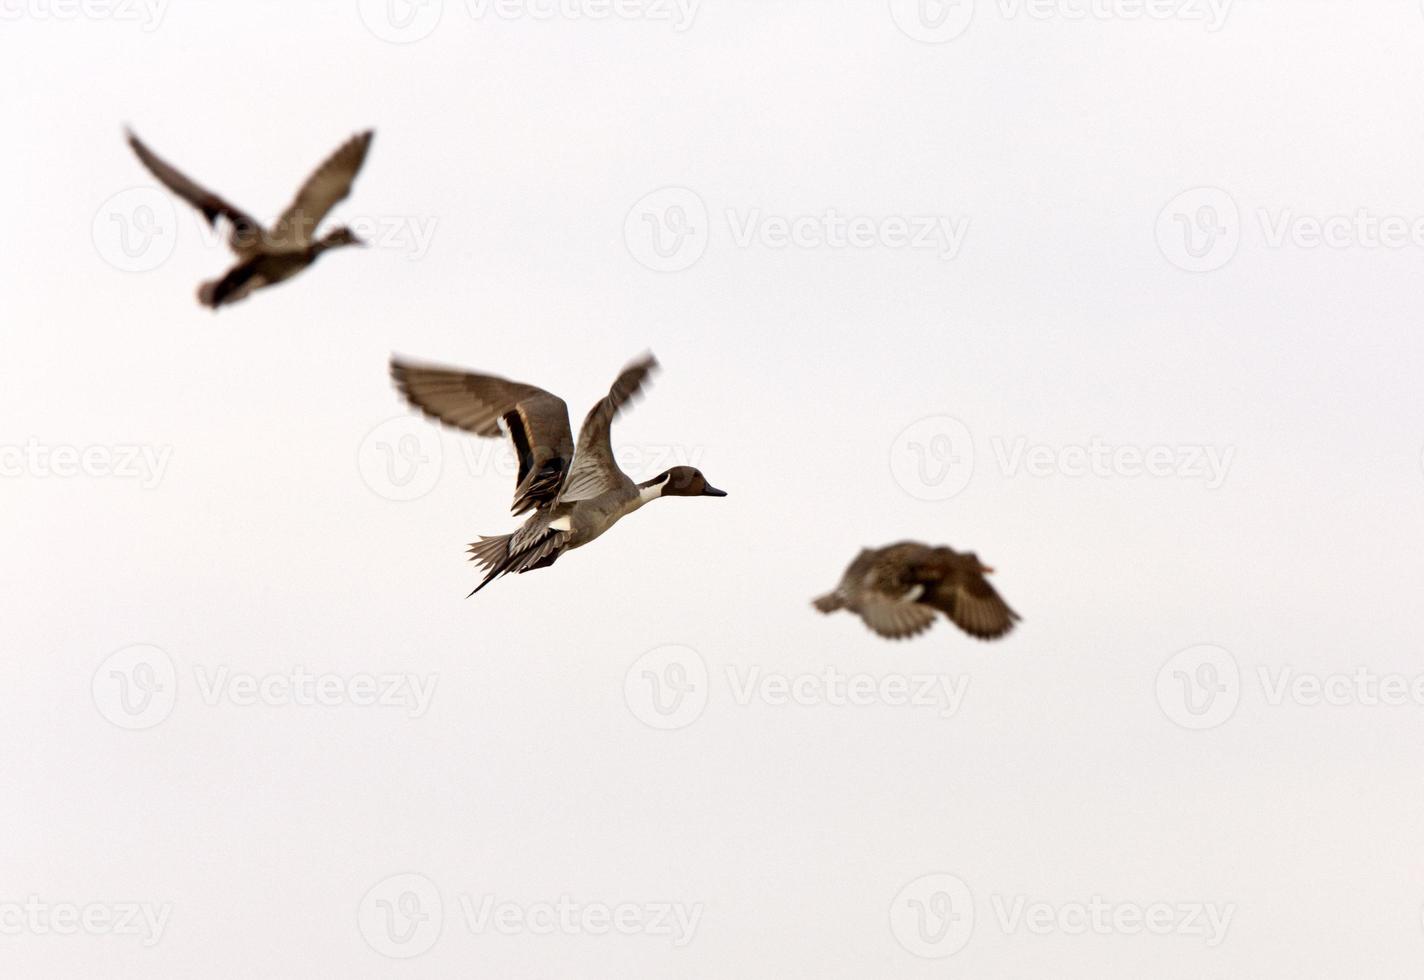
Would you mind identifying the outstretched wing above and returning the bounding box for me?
[559,353,659,503]
[856,597,938,640]
[271,131,374,248]
[126,129,263,253]
[930,573,1020,640]
[390,357,574,515]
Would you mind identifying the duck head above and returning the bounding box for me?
[317,226,367,251]
[964,551,994,575]
[643,466,727,498]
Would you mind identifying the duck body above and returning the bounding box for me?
[390,353,726,596]
[126,129,373,308]
[197,231,356,307]
[814,541,1020,641]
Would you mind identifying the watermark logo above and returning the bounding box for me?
[890,416,975,501]
[624,187,709,273]
[92,187,178,273]
[358,873,443,959]
[92,644,177,731]
[358,0,444,42]
[358,416,444,502]
[1156,187,1240,273]
[890,873,975,958]
[1155,644,1240,730]
[624,645,708,730]
[888,0,975,43]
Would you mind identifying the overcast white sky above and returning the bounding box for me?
[6,1,1424,976]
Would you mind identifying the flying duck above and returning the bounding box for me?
[813,542,1020,641]
[125,128,373,308]
[390,352,727,596]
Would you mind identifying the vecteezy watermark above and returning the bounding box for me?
[624,187,710,273]
[888,0,976,43]
[990,437,1234,489]
[0,898,173,947]
[624,187,969,272]
[358,0,700,44]
[93,192,439,273]
[356,873,702,958]
[889,874,1233,959]
[623,646,970,731]
[358,415,706,502]
[989,894,1234,946]
[890,417,1235,500]
[1156,645,1240,730]
[357,416,445,502]
[725,666,969,718]
[0,0,169,30]
[1156,645,1424,730]
[889,0,1233,43]
[624,645,709,730]
[724,209,969,261]
[1156,187,1424,272]
[889,873,975,958]
[991,0,1232,29]
[92,644,178,731]
[890,416,975,502]
[92,646,438,730]
[1156,187,1241,273]
[0,440,174,489]
[191,666,438,717]
[92,187,179,272]
[456,894,701,946]
[358,874,443,959]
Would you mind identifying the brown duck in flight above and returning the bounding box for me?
[126,128,373,308]
[391,352,727,596]
[813,542,1020,641]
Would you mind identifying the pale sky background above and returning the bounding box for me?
[6,1,1424,977]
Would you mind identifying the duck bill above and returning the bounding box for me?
[701,485,728,497]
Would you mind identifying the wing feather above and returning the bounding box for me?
[560,353,659,502]
[126,129,263,254]
[390,357,574,514]
[271,131,373,247]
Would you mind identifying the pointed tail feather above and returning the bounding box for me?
[464,530,567,598]
[812,591,844,613]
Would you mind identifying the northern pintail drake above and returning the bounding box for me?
[813,542,1020,641]
[390,352,727,596]
[126,128,373,308]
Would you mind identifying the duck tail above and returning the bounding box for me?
[467,534,514,597]
[812,591,845,614]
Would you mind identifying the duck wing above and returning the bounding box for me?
[391,357,574,515]
[126,130,263,253]
[271,131,374,248]
[560,353,659,502]
[928,568,1020,640]
[856,597,939,640]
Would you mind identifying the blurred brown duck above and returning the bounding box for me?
[126,128,373,308]
[390,352,727,596]
[813,542,1020,641]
